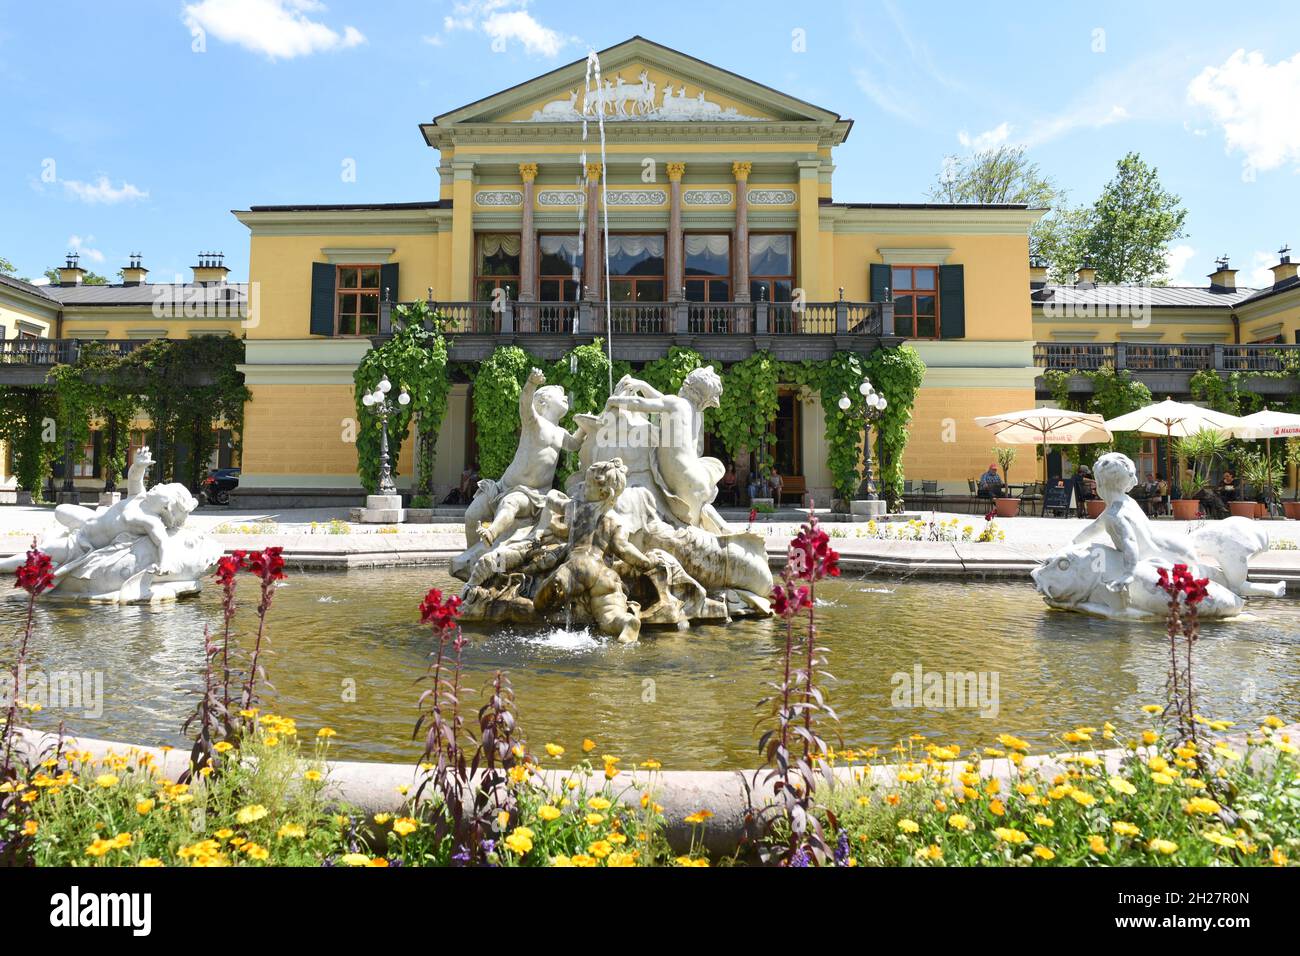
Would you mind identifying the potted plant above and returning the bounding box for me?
[991,447,1020,517]
[1285,438,1300,519]
[1171,429,1228,521]
[1172,473,1206,520]
[1234,453,1268,519]
[1085,497,1106,519]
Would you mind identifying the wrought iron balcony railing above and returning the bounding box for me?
[1034,342,1300,374]
[0,338,159,366]
[380,299,893,338]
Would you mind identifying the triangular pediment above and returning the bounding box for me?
[431,36,843,128]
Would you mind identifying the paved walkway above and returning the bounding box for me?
[3,503,1299,583]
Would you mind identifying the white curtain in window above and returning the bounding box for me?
[684,234,730,257]
[541,235,581,259]
[479,234,522,257]
[607,234,664,258]
[748,234,791,258]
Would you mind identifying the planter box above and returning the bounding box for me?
[1229,501,1257,519]
[405,508,434,524]
[1285,501,1300,520]
[750,497,774,510]
[1171,499,1200,521]
[1085,499,1106,519]
[994,497,1020,518]
[850,498,886,518]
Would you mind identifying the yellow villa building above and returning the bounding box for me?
[4,38,1299,504]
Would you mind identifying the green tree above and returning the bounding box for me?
[0,256,18,276]
[1032,200,1095,284]
[43,267,110,285]
[929,145,1057,207]
[1084,152,1187,284]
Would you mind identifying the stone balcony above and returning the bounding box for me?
[376,298,901,362]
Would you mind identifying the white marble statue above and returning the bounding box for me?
[528,80,760,122]
[0,447,222,603]
[451,369,773,637]
[1032,452,1283,620]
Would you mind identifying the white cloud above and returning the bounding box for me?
[1161,244,1198,285]
[61,176,148,205]
[957,122,1011,152]
[430,1,570,57]
[851,68,918,124]
[1244,250,1278,289]
[68,235,105,265]
[183,0,365,60]
[1188,49,1300,177]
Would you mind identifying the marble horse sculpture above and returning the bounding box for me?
[452,368,772,640]
[0,447,222,603]
[1032,452,1283,620]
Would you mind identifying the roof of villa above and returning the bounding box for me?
[0,274,247,308]
[1033,284,1263,308]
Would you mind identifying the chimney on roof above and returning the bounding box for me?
[1074,261,1097,288]
[1271,245,1298,289]
[1208,255,1237,293]
[121,253,149,286]
[1029,255,1049,290]
[57,252,86,287]
[192,251,230,285]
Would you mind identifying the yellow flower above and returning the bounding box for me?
[588,839,614,859]
[994,827,1028,844]
[640,758,662,770]
[94,773,119,788]
[508,765,530,785]
[537,805,562,822]
[684,809,714,825]
[1032,845,1055,861]
[545,743,564,758]
[674,855,709,867]
[1148,838,1179,855]
[367,857,390,867]
[1112,820,1141,837]
[947,814,971,831]
[571,854,597,868]
[214,741,234,754]
[1108,776,1137,795]
[1142,704,1163,714]
[1141,730,1159,745]
[214,828,234,840]
[84,838,113,857]
[504,827,534,855]
[317,727,337,738]
[1184,797,1221,816]
[1203,831,1237,849]
[136,799,155,815]
[607,851,637,867]
[1033,814,1054,828]
[137,858,164,867]
[1262,715,1285,729]
[374,813,393,825]
[1270,848,1288,866]
[1151,772,1174,786]
[1068,790,1096,807]
[339,853,370,866]
[585,813,605,827]
[244,843,270,861]
[277,823,307,839]
[582,738,596,753]
[897,819,920,834]
[1088,835,1108,855]
[587,796,611,811]
[236,804,269,824]
[22,820,38,836]
[915,844,943,861]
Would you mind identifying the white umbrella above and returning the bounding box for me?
[1104,399,1243,489]
[1230,409,1300,495]
[974,407,1112,491]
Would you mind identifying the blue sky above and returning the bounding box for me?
[1,0,1297,288]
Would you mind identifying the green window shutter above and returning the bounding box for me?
[310,262,337,336]
[869,263,891,302]
[380,263,400,304]
[939,264,965,339]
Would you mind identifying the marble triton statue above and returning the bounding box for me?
[0,447,222,603]
[1032,452,1283,620]
[451,369,772,640]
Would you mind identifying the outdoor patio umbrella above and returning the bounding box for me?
[1230,409,1300,495]
[1103,399,1242,492]
[973,407,1112,490]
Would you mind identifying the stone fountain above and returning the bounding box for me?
[1032,452,1284,619]
[450,367,773,641]
[0,447,222,603]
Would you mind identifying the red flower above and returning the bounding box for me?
[245,547,286,583]
[749,507,757,524]
[214,551,247,587]
[984,510,997,522]
[770,582,811,618]
[420,587,462,632]
[1157,563,1210,606]
[14,544,54,596]
[786,516,841,583]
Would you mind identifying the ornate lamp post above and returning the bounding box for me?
[361,376,410,496]
[838,378,888,501]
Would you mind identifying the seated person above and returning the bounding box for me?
[458,461,479,503]
[977,464,1003,499]
[1073,465,1097,517]
[768,471,784,504]
[1219,469,1238,502]
[1197,486,1230,520]
[719,462,738,504]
